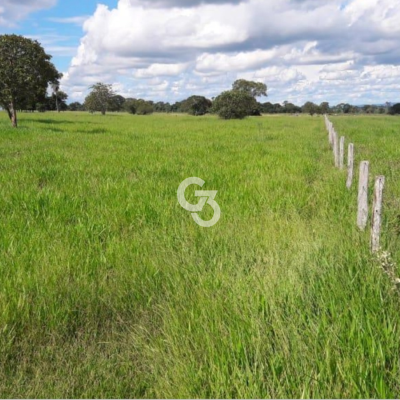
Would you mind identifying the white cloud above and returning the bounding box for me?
[61,0,400,104]
[0,0,56,26]
[47,16,89,25]
[133,63,188,78]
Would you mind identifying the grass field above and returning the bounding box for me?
[0,112,399,398]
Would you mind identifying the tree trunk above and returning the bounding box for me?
[5,106,12,121]
[56,93,60,113]
[9,101,18,128]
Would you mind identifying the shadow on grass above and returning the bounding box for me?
[21,118,78,125]
[79,128,108,134]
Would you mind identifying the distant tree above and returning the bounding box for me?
[212,90,257,119]
[47,91,68,111]
[378,106,386,114]
[0,34,61,127]
[283,102,302,114]
[84,83,115,115]
[320,102,330,114]
[363,105,374,114]
[388,103,400,115]
[259,102,275,113]
[180,95,212,115]
[108,95,126,112]
[68,102,84,111]
[124,98,137,114]
[154,101,172,113]
[135,99,154,115]
[302,101,319,116]
[232,79,267,98]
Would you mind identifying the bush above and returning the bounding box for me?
[212,90,257,119]
[124,99,137,114]
[179,95,212,115]
[135,99,154,115]
[388,103,400,115]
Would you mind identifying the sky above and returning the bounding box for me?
[0,0,399,105]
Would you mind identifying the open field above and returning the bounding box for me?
[0,112,400,398]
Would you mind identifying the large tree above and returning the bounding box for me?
[212,90,257,119]
[232,79,268,98]
[0,34,61,127]
[84,83,115,115]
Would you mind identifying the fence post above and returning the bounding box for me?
[371,176,385,252]
[357,161,369,230]
[333,129,339,167]
[339,136,345,169]
[346,143,354,189]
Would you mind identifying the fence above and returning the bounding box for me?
[324,115,385,253]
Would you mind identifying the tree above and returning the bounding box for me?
[212,90,257,119]
[388,103,400,115]
[302,101,319,116]
[179,95,212,115]
[0,34,61,127]
[320,102,330,114]
[68,102,84,111]
[84,83,115,115]
[124,98,137,114]
[108,95,126,112]
[232,79,267,98]
[135,99,154,115]
[47,91,68,111]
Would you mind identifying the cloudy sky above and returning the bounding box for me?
[1,0,399,105]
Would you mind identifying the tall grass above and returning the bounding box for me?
[0,112,399,398]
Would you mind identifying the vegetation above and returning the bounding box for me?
[0,112,399,398]
[84,83,115,115]
[212,90,258,119]
[178,95,212,116]
[0,34,61,127]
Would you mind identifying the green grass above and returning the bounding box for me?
[0,111,399,398]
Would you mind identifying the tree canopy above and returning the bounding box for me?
[232,79,267,98]
[0,34,61,127]
[179,95,212,116]
[212,90,258,119]
[84,83,115,115]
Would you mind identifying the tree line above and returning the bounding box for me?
[1,34,399,128]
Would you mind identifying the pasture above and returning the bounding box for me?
[0,112,399,398]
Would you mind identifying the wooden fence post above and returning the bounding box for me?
[333,129,339,167]
[357,161,369,230]
[346,143,354,189]
[339,136,345,169]
[371,176,385,252]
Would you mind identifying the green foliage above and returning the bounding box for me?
[212,90,257,119]
[135,99,154,115]
[123,98,137,114]
[0,34,61,127]
[179,95,212,115]
[388,103,400,115]
[302,101,321,116]
[108,95,126,112]
[84,83,115,115]
[68,102,84,112]
[319,102,330,114]
[47,91,68,112]
[232,79,267,98]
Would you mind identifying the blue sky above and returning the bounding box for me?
[1,0,399,105]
